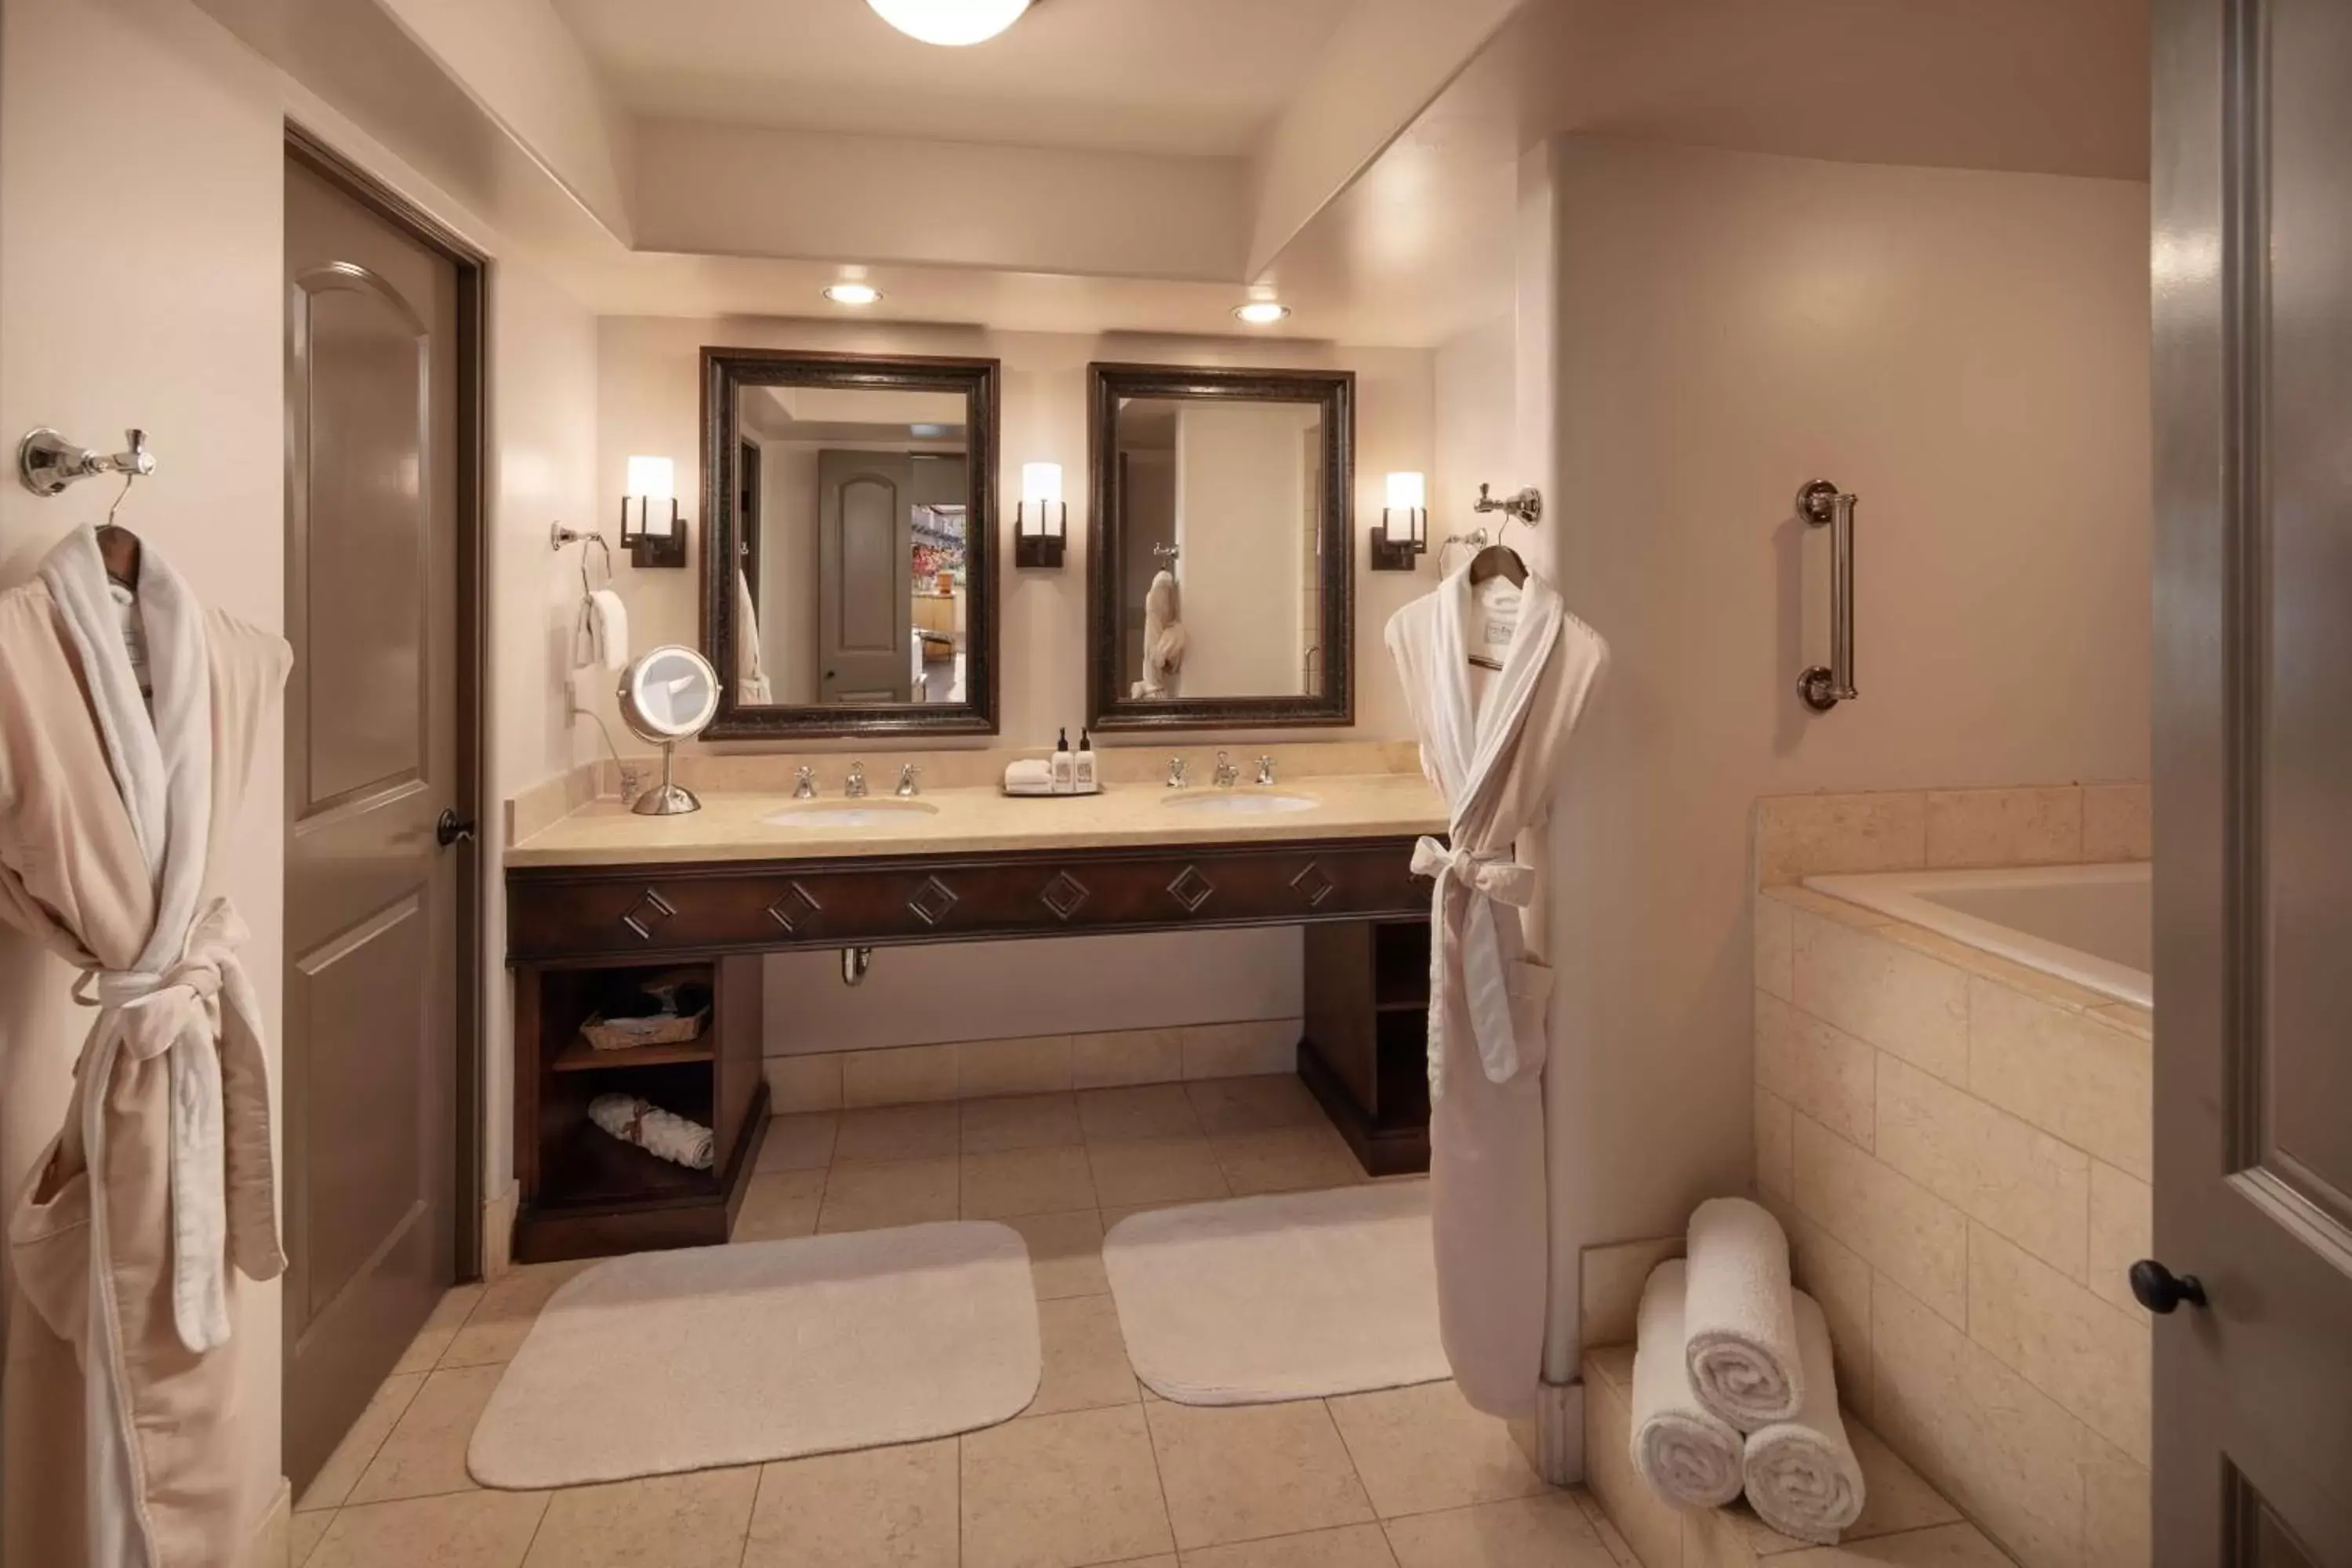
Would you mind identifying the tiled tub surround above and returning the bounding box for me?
[1749,785,2154,1568]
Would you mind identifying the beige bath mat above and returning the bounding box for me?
[1103,1179,1446,1404]
[468,1222,1040,1488]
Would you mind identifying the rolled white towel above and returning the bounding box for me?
[588,1092,714,1171]
[1684,1196,1802,1429]
[1628,1259,1745,1509]
[1742,1291,1866,1544]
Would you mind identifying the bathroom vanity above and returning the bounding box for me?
[505,769,1447,1261]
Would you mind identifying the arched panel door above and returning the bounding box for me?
[818,451,915,703]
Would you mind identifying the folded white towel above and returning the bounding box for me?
[1742,1291,1867,1544]
[1684,1196,1803,1430]
[1003,758,1054,796]
[588,1092,714,1171]
[579,587,630,672]
[1629,1259,1745,1509]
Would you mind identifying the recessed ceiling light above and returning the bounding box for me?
[824,282,883,307]
[868,0,1032,47]
[1233,300,1290,326]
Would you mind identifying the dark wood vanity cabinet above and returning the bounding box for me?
[507,833,1433,1260]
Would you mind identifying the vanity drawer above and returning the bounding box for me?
[507,836,1428,964]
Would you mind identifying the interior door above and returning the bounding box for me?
[282,153,463,1490]
[2152,0,2352,1559]
[818,448,913,702]
[738,436,762,612]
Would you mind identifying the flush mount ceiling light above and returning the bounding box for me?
[823,281,883,306]
[867,0,1032,46]
[1233,300,1290,325]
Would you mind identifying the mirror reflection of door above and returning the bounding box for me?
[819,451,913,704]
[736,437,761,614]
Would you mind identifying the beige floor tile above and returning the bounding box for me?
[1182,1020,1298,1079]
[1101,1200,1198,1232]
[1570,1490,1641,1567]
[1184,1073,1325,1134]
[964,1144,1100,1218]
[1001,1208,1111,1299]
[308,1489,548,1568]
[1213,1126,1367,1197]
[755,1111,838,1172]
[766,1052,842,1113]
[844,1043,960,1108]
[1384,1493,1614,1567]
[291,1508,334,1566]
[441,1260,593,1368]
[960,1035,1076,1098]
[1185,1523,1399,1566]
[1328,1382,1546,1519]
[1145,1399,1374,1550]
[299,1372,426,1511]
[1080,1083,1206,1141]
[392,1284,486,1374]
[1773,1522,2016,1566]
[1089,1137,1231,1209]
[521,1468,759,1567]
[347,1364,505,1504]
[734,1169,825,1242]
[962,1405,1175,1568]
[1025,1293,1141,1416]
[745,1439,960,1567]
[818,1156,961,1232]
[836,1102,964,1163]
[1072,1028,1185,1089]
[964,1092,1085,1153]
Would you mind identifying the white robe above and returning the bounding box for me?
[1386,563,1607,1415]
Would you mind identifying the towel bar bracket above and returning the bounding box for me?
[1795,478,1858,713]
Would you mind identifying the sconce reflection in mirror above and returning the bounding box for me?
[1371,470,1426,571]
[622,454,688,568]
[618,644,720,815]
[1017,460,1066,568]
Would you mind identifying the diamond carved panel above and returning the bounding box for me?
[619,888,677,942]
[1290,861,1336,908]
[1166,865,1217,913]
[908,876,960,927]
[1040,871,1091,922]
[765,881,823,935]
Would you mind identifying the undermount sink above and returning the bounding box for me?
[1161,791,1320,815]
[763,799,941,829]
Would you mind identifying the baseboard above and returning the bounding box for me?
[481,1186,519,1279]
[1512,1375,1584,1486]
[243,1477,292,1568]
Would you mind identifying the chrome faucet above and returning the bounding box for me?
[844,761,868,798]
[1167,755,1190,789]
[1213,750,1240,788]
[1254,754,1277,786]
[793,766,818,799]
[895,764,921,797]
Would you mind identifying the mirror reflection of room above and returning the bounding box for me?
[732,384,970,707]
[1114,395,1325,702]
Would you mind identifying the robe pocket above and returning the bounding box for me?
[8,1147,93,1345]
[1507,957,1556,1076]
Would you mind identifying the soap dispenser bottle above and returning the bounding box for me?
[1073,729,1098,793]
[1051,728,1076,794]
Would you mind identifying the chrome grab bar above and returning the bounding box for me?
[1796,479,1858,712]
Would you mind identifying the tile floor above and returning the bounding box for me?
[293,1074,1638,1568]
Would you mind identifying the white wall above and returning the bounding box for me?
[1534,141,2151,1332]
[1434,314,1518,564]
[0,3,601,1525]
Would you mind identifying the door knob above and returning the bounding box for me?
[435,808,476,848]
[2128,1259,2208,1314]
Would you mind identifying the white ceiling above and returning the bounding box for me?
[552,0,1359,156]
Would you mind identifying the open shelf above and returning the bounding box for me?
[550,1036,714,1073]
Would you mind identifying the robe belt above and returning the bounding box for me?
[68,896,279,1354]
[1410,837,1537,1095]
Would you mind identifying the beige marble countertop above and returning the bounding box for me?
[506,772,1448,869]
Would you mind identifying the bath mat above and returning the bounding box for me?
[468,1222,1040,1488]
[1103,1179,1446,1404]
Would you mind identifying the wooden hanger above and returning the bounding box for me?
[96,524,142,590]
[1466,539,1526,589]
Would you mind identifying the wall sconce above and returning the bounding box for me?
[622,455,688,568]
[1016,461,1066,568]
[1371,470,1426,570]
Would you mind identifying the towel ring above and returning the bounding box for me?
[552,523,614,594]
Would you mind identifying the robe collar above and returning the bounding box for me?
[1428,559,1565,815]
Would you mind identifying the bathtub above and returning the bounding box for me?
[1802,862,2151,1008]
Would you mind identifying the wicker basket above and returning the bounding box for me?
[579,1007,709,1053]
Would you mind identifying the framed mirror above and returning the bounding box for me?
[1087,362,1354,731]
[700,347,1000,738]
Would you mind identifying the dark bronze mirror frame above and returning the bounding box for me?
[1085,362,1355,731]
[699,347,1000,739]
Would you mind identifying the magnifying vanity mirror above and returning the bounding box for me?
[618,644,721,815]
[1087,363,1354,730]
[700,348,1000,739]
